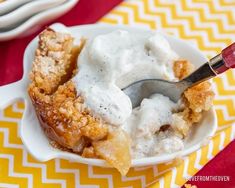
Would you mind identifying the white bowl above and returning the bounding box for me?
[0,23,217,168]
[0,0,31,15]
[0,0,78,41]
[0,0,67,30]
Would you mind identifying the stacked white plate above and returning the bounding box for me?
[0,0,78,41]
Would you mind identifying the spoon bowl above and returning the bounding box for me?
[123,42,235,108]
[122,79,186,107]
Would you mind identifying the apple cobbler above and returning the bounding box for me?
[28,28,214,175]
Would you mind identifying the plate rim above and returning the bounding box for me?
[0,0,79,41]
[17,23,218,167]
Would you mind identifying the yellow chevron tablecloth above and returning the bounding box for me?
[1,0,235,187]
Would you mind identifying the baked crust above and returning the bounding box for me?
[172,60,214,137]
[29,28,79,94]
[173,60,194,80]
[28,29,108,153]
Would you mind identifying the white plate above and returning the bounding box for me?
[0,0,67,29]
[0,0,31,15]
[0,0,78,41]
[0,23,217,168]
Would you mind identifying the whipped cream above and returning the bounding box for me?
[73,30,178,125]
[122,94,177,136]
[73,30,183,157]
[122,94,183,158]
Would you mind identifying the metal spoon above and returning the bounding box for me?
[123,42,235,108]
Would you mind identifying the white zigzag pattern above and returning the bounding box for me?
[0,154,33,188]
[104,14,124,24]
[0,128,23,149]
[148,2,220,56]
[159,177,164,188]
[172,156,190,187]
[207,141,214,160]
[3,115,68,187]
[0,110,22,139]
[230,124,235,140]
[121,169,146,188]
[117,5,153,29]
[172,0,234,42]
[0,126,67,188]
[87,165,113,188]
[0,110,21,124]
[217,125,232,131]
[170,167,177,187]
[223,74,235,91]
[187,0,235,31]
[182,157,190,181]
[0,183,19,188]
[219,131,226,150]
[159,0,234,51]
[212,83,222,97]
[215,105,235,122]
[128,0,190,38]
[115,1,181,39]
[215,0,235,11]
[0,127,32,188]
[116,1,183,38]
[213,1,235,25]
[147,0,186,38]
[223,0,235,5]
[55,159,96,188]
[4,114,22,139]
[22,151,66,187]
[213,91,235,102]
[12,103,24,114]
[194,150,202,169]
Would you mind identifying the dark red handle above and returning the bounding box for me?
[222,42,235,69]
[210,42,235,74]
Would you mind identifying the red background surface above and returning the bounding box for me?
[0,0,234,187]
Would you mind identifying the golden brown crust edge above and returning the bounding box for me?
[28,29,108,152]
